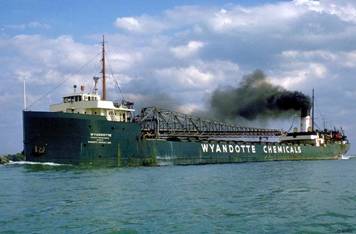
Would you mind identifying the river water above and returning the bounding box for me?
[1,159,356,233]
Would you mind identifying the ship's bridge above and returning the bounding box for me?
[50,92,135,122]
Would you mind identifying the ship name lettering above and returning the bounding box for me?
[229,145,234,153]
[202,144,209,152]
[209,144,215,152]
[251,145,256,153]
[235,145,240,153]
[88,132,112,144]
[277,146,283,153]
[263,145,303,154]
[216,144,221,153]
[201,143,256,154]
[222,145,228,153]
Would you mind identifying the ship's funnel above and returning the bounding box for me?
[300,108,312,132]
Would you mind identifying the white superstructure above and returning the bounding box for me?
[279,133,325,146]
[50,90,134,122]
[300,115,312,132]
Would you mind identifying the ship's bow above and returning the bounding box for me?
[23,111,83,164]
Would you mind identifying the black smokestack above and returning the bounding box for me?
[210,70,311,120]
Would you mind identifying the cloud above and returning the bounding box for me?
[208,3,303,33]
[114,16,166,33]
[115,17,141,32]
[269,62,327,89]
[170,41,205,58]
[155,65,213,89]
[4,21,50,30]
[295,0,356,23]
[0,35,97,90]
[280,49,356,68]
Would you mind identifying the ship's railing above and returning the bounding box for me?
[139,107,285,139]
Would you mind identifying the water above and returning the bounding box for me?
[1,160,356,234]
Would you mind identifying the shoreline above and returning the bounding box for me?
[0,153,25,164]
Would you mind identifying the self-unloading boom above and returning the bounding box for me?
[140,107,285,139]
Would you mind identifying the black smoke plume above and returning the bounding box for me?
[210,70,311,120]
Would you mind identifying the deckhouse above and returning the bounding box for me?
[50,89,134,122]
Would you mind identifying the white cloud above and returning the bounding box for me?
[280,49,356,68]
[208,3,303,33]
[154,65,213,90]
[115,17,142,32]
[11,35,95,70]
[4,21,50,30]
[270,63,327,89]
[108,51,143,70]
[295,0,356,23]
[114,16,165,33]
[176,103,200,114]
[151,60,239,91]
[170,40,205,58]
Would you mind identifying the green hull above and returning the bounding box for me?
[23,111,350,167]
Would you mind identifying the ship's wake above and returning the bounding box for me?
[8,161,65,166]
[341,155,356,160]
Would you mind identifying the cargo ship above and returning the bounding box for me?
[23,37,350,166]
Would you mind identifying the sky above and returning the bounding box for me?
[1,0,356,154]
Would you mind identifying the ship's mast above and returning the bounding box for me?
[23,79,27,111]
[101,35,106,100]
[312,88,315,132]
